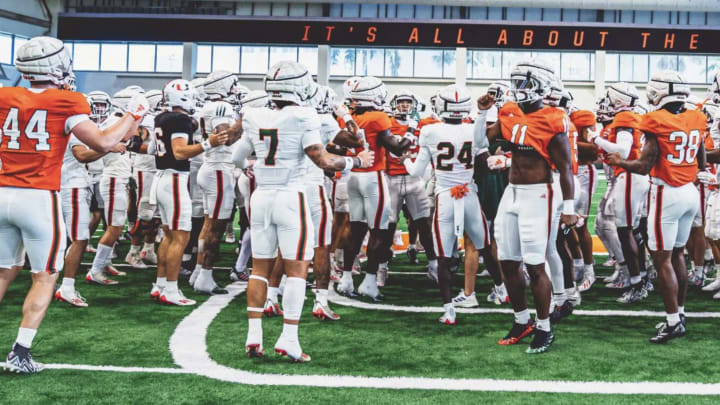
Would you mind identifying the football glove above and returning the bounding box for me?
[126,94,150,120]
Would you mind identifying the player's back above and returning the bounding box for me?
[640,108,707,187]
[351,110,390,172]
[420,122,475,191]
[243,105,320,190]
[0,87,90,190]
[199,100,233,168]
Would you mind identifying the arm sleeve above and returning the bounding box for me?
[232,135,254,169]
[301,113,323,149]
[595,130,633,159]
[474,110,489,151]
[404,146,431,177]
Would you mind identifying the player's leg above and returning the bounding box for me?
[57,188,90,307]
[195,169,233,294]
[405,175,438,274]
[613,173,643,301]
[338,173,365,295]
[183,167,204,276]
[359,172,392,300]
[88,177,127,285]
[432,191,457,324]
[310,185,338,320]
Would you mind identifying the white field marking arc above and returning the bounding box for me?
[165,281,720,395]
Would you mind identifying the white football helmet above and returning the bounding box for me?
[240,90,270,109]
[702,101,719,127]
[15,36,73,88]
[349,76,387,110]
[634,103,650,115]
[606,82,639,116]
[145,89,164,112]
[389,90,417,119]
[203,70,238,100]
[646,70,690,108]
[264,61,315,105]
[685,94,702,111]
[232,83,251,102]
[486,81,511,108]
[112,88,140,112]
[510,60,555,106]
[434,84,473,121]
[67,73,77,92]
[544,77,573,110]
[190,77,207,105]
[87,90,112,123]
[125,85,145,95]
[595,96,613,123]
[342,76,361,99]
[709,72,720,104]
[163,79,196,114]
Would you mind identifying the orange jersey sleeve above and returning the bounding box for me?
[351,110,391,172]
[499,102,568,167]
[0,87,90,191]
[605,111,643,176]
[570,110,596,130]
[568,122,579,175]
[419,116,440,127]
[385,118,414,176]
[640,109,708,187]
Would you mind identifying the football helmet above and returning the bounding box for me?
[702,101,719,127]
[709,72,720,104]
[240,90,270,109]
[595,96,613,123]
[342,76,361,99]
[510,60,555,106]
[264,61,315,105]
[145,89,164,112]
[389,90,417,119]
[112,88,140,112]
[87,90,112,123]
[230,83,251,104]
[163,79,196,114]
[685,94,702,110]
[315,85,337,114]
[125,85,145,94]
[634,103,650,115]
[15,36,73,88]
[434,84,473,121]
[544,77,573,110]
[605,82,639,116]
[190,78,207,106]
[67,72,77,92]
[486,81,511,108]
[646,70,690,108]
[204,70,238,100]
[349,76,387,110]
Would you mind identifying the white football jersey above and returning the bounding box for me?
[199,100,234,170]
[100,115,132,179]
[61,135,91,189]
[409,122,479,193]
[190,111,205,171]
[305,113,340,186]
[132,114,157,172]
[234,106,322,191]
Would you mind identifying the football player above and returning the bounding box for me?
[478,60,577,354]
[608,71,707,343]
[150,79,228,306]
[86,91,112,250]
[0,36,147,373]
[230,61,373,362]
[402,84,493,325]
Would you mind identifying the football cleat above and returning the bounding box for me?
[688,273,705,288]
[644,279,654,293]
[549,301,574,324]
[194,272,229,295]
[85,245,97,253]
[54,288,88,308]
[406,247,419,265]
[159,289,196,306]
[329,271,340,282]
[427,264,439,284]
[376,264,388,287]
[3,344,43,374]
[245,343,264,358]
[230,269,250,282]
[274,335,310,363]
[125,252,147,269]
[702,278,720,292]
[602,258,616,267]
[105,265,127,277]
[140,250,158,265]
[617,285,646,304]
[336,275,356,297]
[650,321,686,344]
[439,306,457,325]
[263,299,283,317]
[713,290,720,300]
[568,288,582,307]
[606,277,630,289]
[352,258,361,275]
[478,269,490,277]
[578,274,596,292]
[150,283,163,300]
[224,231,236,244]
[498,320,535,345]
[526,328,555,354]
[574,266,585,283]
[604,268,620,284]
[312,300,340,321]
[358,275,382,301]
[453,291,479,308]
[179,267,193,277]
[487,286,510,305]
[86,271,119,285]
[188,268,201,287]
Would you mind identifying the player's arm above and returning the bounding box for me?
[71,143,126,163]
[697,139,707,169]
[325,142,349,156]
[475,94,500,143]
[231,134,254,169]
[172,130,229,160]
[378,130,411,155]
[304,144,373,171]
[222,119,244,143]
[400,145,431,177]
[593,127,633,158]
[331,104,363,148]
[706,147,720,164]
[548,132,577,228]
[72,94,149,153]
[607,132,659,175]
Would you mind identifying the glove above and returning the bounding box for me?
[126,94,150,120]
[487,155,510,170]
[402,131,418,144]
[697,170,718,185]
[333,103,350,118]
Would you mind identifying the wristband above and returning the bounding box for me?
[562,199,575,215]
[343,157,354,170]
[201,139,212,152]
[342,114,353,124]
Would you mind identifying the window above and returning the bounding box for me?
[561,52,592,81]
[13,36,28,64]
[0,33,11,64]
[342,3,360,17]
[470,50,501,79]
[212,45,240,72]
[543,8,562,21]
[241,46,269,74]
[384,49,413,77]
[678,55,706,84]
[605,53,619,82]
[298,47,318,75]
[128,44,155,72]
[269,46,297,68]
[619,54,648,82]
[533,52,560,74]
[355,48,383,76]
[73,43,100,71]
[155,44,183,72]
[708,57,720,84]
[414,49,443,77]
[100,43,127,71]
[502,51,531,78]
[330,47,356,76]
[443,49,456,78]
[650,54,677,73]
[196,45,212,73]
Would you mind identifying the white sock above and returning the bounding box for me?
[91,244,113,274]
[408,244,416,250]
[364,273,377,285]
[573,258,583,268]
[695,266,704,277]
[564,287,576,297]
[705,248,713,261]
[282,277,306,323]
[182,254,192,262]
[667,312,681,326]
[428,259,438,269]
[143,243,155,252]
[336,249,344,264]
[237,231,252,270]
[61,277,75,289]
[156,276,167,288]
[281,322,299,340]
[129,244,141,255]
[15,328,37,349]
[247,318,262,345]
[268,287,280,304]
[584,264,595,277]
[496,283,507,296]
[553,292,567,306]
[678,306,685,314]
[631,275,642,285]
[514,309,530,324]
[342,271,353,281]
[443,302,454,312]
[536,317,551,331]
[165,280,178,293]
[316,289,328,306]
[201,268,214,279]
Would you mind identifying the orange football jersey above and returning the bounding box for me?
[351,110,391,172]
[385,117,437,176]
[0,87,90,191]
[498,102,569,167]
[568,121,579,175]
[640,108,708,187]
[604,111,643,176]
[570,110,596,130]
